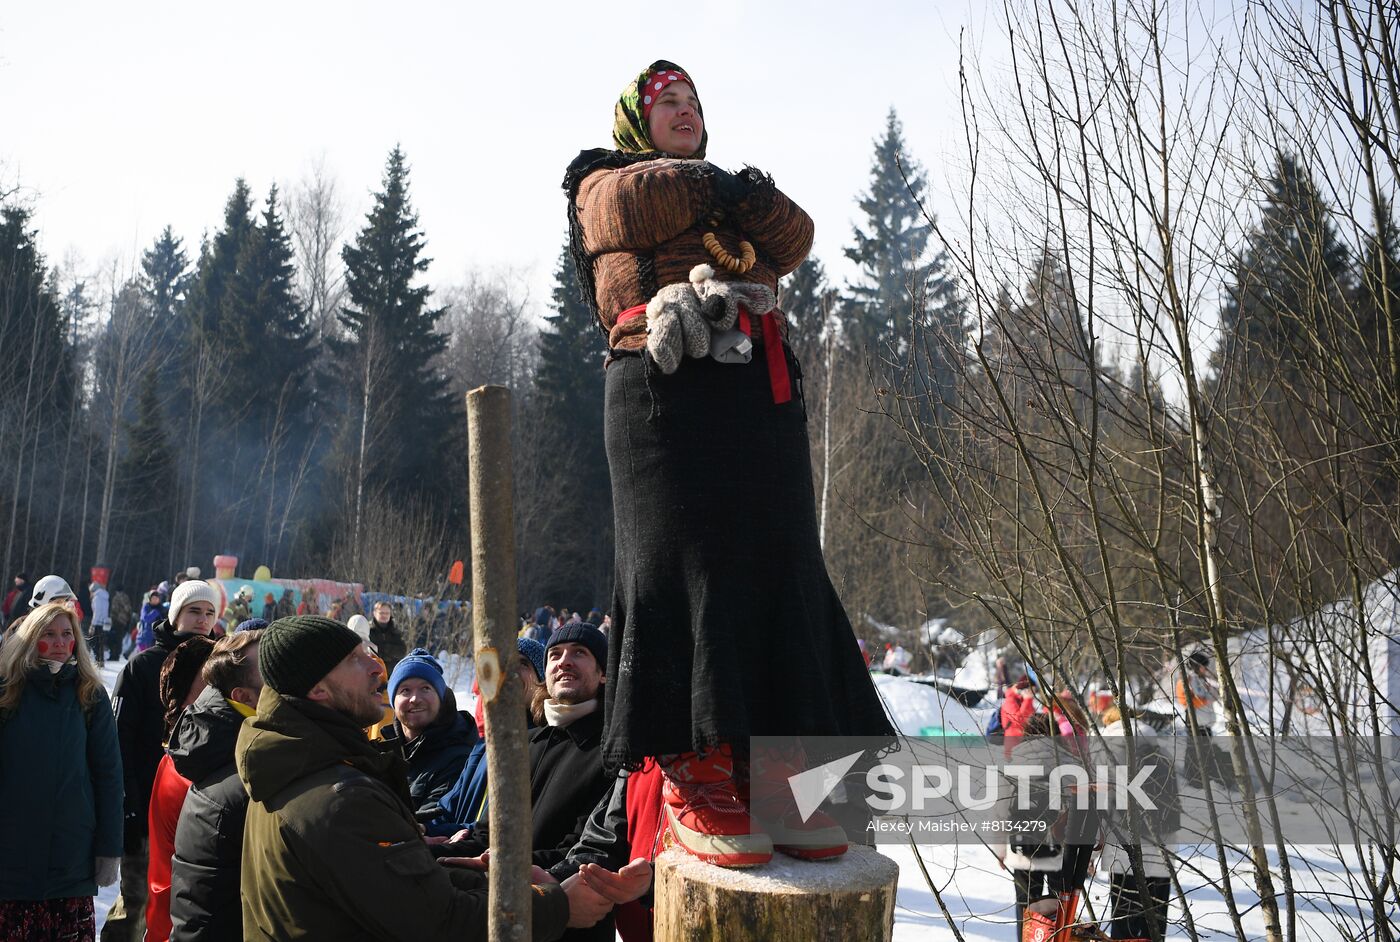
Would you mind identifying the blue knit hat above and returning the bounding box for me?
[517,637,546,682]
[388,647,448,700]
[546,623,608,673]
[235,617,268,633]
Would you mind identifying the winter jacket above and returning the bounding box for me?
[145,752,192,942]
[236,686,569,942]
[549,764,666,942]
[427,738,490,837]
[137,603,163,650]
[1000,688,1038,737]
[571,153,813,351]
[441,703,610,871]
[110,591,134,633]
[168,685,253,942]
[0,664,123,899]
[370,618,407,675]
[90,586,110,628]
[112,620,194,842]
[2,582,27,622]
[274,592,296,621]
[1177,673,1216,729]
[222,597,252,632]
[378,696,478,819]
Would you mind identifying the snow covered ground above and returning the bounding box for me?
[92,656,1387,940]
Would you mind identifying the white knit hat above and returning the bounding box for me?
[347,613,373,642]
[169,579,220,629]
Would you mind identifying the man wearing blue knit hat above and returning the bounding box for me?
[382,649,477,819]
[436,623,614,937]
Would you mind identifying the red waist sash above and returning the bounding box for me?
[616,304,791,405]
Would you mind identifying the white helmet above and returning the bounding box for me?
[30,574,76,608]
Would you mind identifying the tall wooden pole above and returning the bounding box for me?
[466,385,531,942]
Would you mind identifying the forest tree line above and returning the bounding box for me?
[2,42,1397,682]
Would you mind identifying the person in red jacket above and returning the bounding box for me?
[145,636,215,942]
[999,674,1040,761]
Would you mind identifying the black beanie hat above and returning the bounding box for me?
[545,622,608,673]
[259,615,363,698]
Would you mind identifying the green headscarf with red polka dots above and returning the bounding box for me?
[613,59,708,159]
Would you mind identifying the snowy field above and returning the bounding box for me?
[93,657,1386,940]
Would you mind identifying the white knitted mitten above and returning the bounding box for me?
[688,264,775,333]
[646,281,710,373]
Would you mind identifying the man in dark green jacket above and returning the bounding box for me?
[236,615,607,941]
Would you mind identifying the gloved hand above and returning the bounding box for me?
[122,811,145,854]
[710,166,748,207]
[645,280,711,374]
[711,166,770,208]
[96,856,121,888]
[688,265,775,334]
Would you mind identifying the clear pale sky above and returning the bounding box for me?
[1,1,989,309]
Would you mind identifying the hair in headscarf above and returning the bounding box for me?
[613,59,707,159]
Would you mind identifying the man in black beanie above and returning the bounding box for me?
[235,615,609,941]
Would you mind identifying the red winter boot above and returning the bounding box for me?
[661,745,773,868]
[747,747,849,861]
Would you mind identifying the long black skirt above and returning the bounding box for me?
[602,347,895,771]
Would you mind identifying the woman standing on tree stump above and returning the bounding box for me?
[565,60,894,869]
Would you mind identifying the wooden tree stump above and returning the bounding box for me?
[653,845,899,942]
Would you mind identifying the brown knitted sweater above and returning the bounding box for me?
[574,158,814,351]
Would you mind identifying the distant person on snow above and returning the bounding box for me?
[369,600,407,675]
[137,591,165,653]
[2,571,29,626]
[89,580,111,667]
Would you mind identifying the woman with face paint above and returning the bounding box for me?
[0,602,123,940]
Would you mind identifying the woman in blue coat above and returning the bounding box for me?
[0,602,123,941]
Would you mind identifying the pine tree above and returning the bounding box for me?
[530,242,612,605]
[0,206,76,578]
[141,225,190,323]
[1357,199,1400,399]
[188,180,255,345]
[333,146,454,537]
[225,185,312,430]
[0,207,73,414]
[1215,155,1351,378]
[536,243,607,425]
[843,109,964,418]
[779,256,837,364]
[114,367,179,589]
[1208,156,1374,619]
